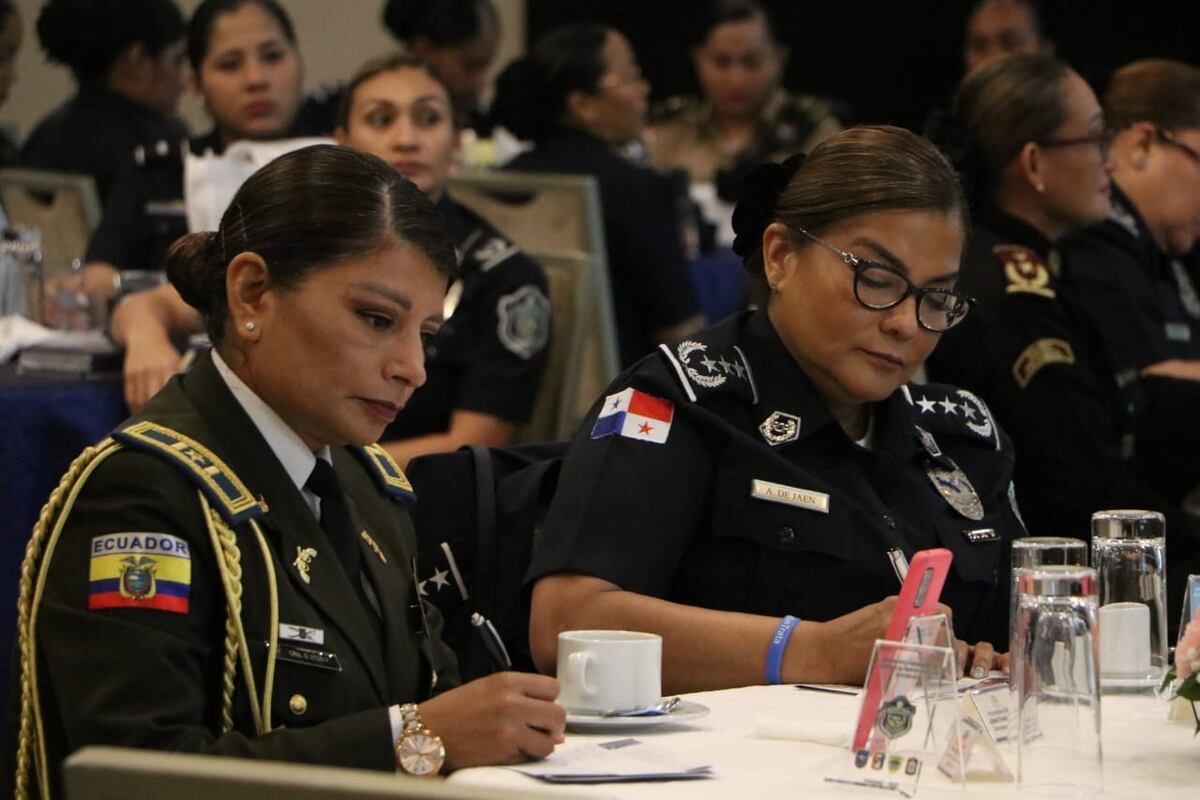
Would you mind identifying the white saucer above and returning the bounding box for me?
[565,700,710,731]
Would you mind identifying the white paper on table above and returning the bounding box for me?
[184,137,333,233]
[511,737,712,783]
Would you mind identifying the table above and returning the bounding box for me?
[0,364,126,715]
[449,685,1195,799]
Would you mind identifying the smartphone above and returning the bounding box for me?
[852,548,954,752]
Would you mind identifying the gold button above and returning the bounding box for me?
[289,694,308,715]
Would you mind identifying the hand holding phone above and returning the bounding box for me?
[852,548,954,751]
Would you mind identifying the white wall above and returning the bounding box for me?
[1,0,524,141]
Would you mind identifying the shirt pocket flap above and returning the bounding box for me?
[934,515,1006,586]
[710,468,853,561]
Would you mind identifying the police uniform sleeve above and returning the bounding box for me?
[1061,233,1165,369]
[526,363,712,597]
[933,257,1200,555]
[85,158,151,269]
[453,249,551,424]
[35,449,396,774]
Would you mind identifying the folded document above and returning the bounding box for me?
[513,738,712,784]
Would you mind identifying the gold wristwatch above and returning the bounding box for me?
[396,703,445,777]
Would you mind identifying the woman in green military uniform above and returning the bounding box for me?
[9,145,564,799]
[647,0,845,192]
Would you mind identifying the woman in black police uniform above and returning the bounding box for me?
[925,54,1127,537]
[492,23,704,368]
[22,0,187,204]
[336,54,550,467]
[925,56,1200,621]
[79,0,308,308]
[527,126,1018,694]
[112,54,551,464]
[1061,60,1200,370]
[8,146,564,798]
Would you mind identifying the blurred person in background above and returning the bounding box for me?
[21,0,187,203]
[492,22,703,367]
[962,0,1053,74]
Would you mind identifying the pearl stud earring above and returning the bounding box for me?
[245,321,256,331]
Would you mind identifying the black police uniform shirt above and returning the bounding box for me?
[85,130,223,271]
[19,351,459,794]
[1062,183,1200,365]
[383,197,550,440]
[528,310,1024,646]
[505,128,700,368]
[21,84,189,204]
[925,206,1200,625]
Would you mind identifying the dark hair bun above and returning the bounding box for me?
[165,231,222,315]
[490,57,550,141]
[37,0,97,69]
[383,0,492,46]
[731,153,805,259]
[37,0,184,81]
[382,0,427,39]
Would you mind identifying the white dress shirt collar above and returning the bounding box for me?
[211,350,331,513]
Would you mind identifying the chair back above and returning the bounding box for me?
[449,170,618,440]
[0,168,101,278]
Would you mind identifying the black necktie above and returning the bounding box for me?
[304,459,363,585]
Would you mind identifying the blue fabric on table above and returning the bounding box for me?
[0,371,126,715]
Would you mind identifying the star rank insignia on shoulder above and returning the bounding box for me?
[659,338,758,405]
[902,384,1001,451]
[995,244,1055,299]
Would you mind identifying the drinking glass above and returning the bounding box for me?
[1013,565,1102,796]
[1010,537,1088,651]
[1091,510,1167,688]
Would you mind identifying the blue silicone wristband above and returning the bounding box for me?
[766,615,801,685]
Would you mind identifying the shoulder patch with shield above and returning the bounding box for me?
[496,285,551,359]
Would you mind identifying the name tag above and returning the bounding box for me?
[279,623,324,645]
[1166,322,1192,342]
[750,479,830,514]
[962,528,999,543]
[276,643,342,672]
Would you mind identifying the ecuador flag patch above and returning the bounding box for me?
[88,532,192,613]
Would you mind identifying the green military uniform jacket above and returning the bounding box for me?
[15,354,459,796]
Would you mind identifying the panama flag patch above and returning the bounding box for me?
[88,532,192,613]
[590,388,674,444]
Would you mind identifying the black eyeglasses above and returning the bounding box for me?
[1037,129,1113,158]
[1156,129,1200,168]
[792,226,974,333]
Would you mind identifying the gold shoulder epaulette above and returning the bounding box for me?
[353,444,417,505]
[113,421,262,524]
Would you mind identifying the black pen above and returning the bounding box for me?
[471,611,512,672]
[795,683,859,696]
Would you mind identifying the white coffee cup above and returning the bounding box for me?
[556,630,662,715]
[1099,601,1152,678]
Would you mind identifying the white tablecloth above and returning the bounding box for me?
[449,685,1196,799]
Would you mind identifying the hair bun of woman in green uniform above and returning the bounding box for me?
[529,126,1023,693]
[9,144,564,799]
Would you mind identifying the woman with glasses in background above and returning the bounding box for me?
[926,55,1200,624]
[926,54,1118,533]
[1062,60,1200,373]
[1059,60,1200,601]
[528,126,1018,693]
